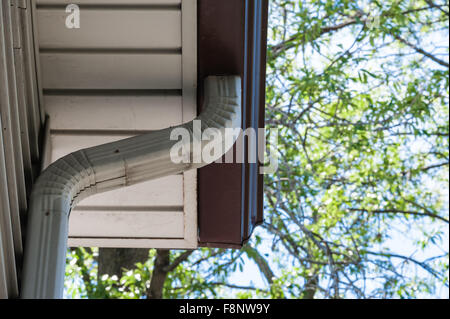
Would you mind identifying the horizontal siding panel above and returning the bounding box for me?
[37,0,181,4]
[45,95,183,131]
[77,175,184,207]
[69,210,185,238]
[37,10,181,49]
[51,134,133,162]
[41,53,182,89]
[68,238,196,249]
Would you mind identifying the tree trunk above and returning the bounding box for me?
[147,249,170,299]
[301,274,318,299]
[98,248,149,278]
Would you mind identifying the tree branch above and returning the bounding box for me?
[424,0,449,16]
[243,245,275,285]
[393,34,449,68]
[209,282,267,291]
[349,208,449,223]
[270,18,360,58]
[163,250,194,273]
[365,250,449,286]
[420,161,449,171]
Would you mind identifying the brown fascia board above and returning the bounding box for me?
[197,0,268,248]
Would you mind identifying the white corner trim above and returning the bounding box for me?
[181,0,198,249]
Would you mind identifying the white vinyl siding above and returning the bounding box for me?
[1,0,43,299]
[35,0,197,248]
[40,53,182,89]
[37,9,181,49]
[45,94,183,131]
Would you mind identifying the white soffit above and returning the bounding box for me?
[35,0,198,248]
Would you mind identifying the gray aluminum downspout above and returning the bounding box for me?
[21,76,242,298]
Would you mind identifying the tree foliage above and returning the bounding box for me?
[66,0,449,299]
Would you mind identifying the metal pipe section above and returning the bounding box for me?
[21,76,241,298]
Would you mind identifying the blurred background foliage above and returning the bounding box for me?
[65,0,449,299]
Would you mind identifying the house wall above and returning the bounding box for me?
[0,0,43,299]
[34,0,198,248]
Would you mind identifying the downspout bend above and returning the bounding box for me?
[21,76,242,298]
